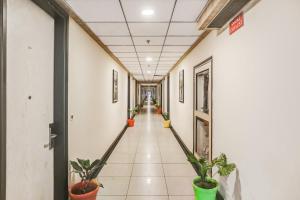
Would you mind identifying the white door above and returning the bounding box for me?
[7,0,54,199]
[194,59,212,161]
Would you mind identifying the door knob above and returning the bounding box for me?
[44,123,57,150]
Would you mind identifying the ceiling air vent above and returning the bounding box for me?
[197,0,253,30]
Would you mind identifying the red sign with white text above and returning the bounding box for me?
[229,13,244,35]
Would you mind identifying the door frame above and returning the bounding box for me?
[167,74,170,114]
[193,57,213,161]
[0,0,7,199]
[28,1,69,199]
[127,74,130,119]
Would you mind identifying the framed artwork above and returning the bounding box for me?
[179,69,184,103]
[112,69,118,103]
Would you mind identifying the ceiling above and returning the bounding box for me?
[65,0,208,81]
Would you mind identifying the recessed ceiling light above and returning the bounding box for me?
[146,57,152,61]
[147,70,151,74]
[142,9,154,16]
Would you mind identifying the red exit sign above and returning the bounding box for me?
[229,13,244,35]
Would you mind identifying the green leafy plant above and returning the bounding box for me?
[162,112,169,120]
[188,153,236,189]
[152,98,157,105]
[70,158,105,194]
[129,107,139,119]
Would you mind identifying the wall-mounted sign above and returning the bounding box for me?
[229,13,244,35]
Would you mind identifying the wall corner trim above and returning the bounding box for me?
[0,0,7,199]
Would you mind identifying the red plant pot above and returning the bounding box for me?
[156,107,162,114]
[69,181,99,200]
[128,119,135,127]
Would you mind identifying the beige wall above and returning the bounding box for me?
[169,0,300,199]
[130,76,136,111]
[68,19,129,164]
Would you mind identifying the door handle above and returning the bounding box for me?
[44,123,57,150]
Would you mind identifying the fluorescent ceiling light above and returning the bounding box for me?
[146,57,152,61]
[142,9,154,16]
[147,70,151,74]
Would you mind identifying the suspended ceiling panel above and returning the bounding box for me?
[168,23,203,36]
[87,23,129,36]
[100,37,133,45]
[122,0,176,22]
[129,23,169,36]
[133,37,165,45]
[163,45,190,52]
[135,45,162,52]
[114,52,137,58]
[172,0,208,22]
[66,0,125,22]
[165,36,199,45]
[66,0,209,81]
[108,45,135,52]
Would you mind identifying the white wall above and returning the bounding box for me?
[130,77,136,111]
[169,0,300,199]
[68,19,129,164]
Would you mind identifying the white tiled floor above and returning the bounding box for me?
[97,104,196,200]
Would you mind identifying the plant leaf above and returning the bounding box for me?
[77,158,90,170]
[88,159,105,170]
[70,161,83,172]
[89,166,102,180]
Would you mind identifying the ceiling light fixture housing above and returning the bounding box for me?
[146,57,153,61]
[142,9,154,16]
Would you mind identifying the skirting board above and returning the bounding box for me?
[99,124,128,171]
[99,113,137,171]
[169,125,224,200]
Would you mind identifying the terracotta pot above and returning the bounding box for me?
[156,107,162,114]
[128,119,135,127]
[69,181,99,200]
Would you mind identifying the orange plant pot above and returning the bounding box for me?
[128,119,135,127]
[69,181,99,200]
[156,107,162,114]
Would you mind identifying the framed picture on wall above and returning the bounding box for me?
[112,69,118,103]
[179,69,184,103]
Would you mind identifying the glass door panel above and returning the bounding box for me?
[194,59,212,161]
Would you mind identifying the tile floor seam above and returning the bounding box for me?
[125,123,142,200]
[156,116,171,200]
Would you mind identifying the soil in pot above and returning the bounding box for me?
[194,179,217,189]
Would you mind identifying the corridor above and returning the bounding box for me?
[2,0,300,200]
[98,102,196,200]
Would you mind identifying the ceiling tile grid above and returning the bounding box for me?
[66,0,209,81]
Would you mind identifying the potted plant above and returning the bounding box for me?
[137,104,142,113]
[155,103,161,114]
[188,153,236,200]
[128,107,138,127]
[152,98,157,105]
[162,112,170,128]
[69,158,105,200]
